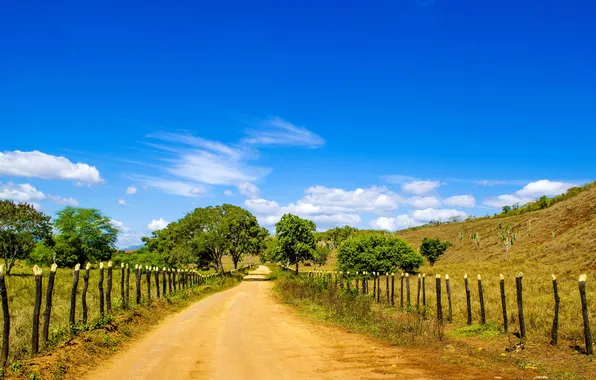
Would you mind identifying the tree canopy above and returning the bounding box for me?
[142,204,266,272]
[419,237,452,266]
[53,206,118,267]
[0,200,52,274]
[337,234,422,274]
[270,214,316,274]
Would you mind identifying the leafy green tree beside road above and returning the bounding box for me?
[337,234,422,273]
[271,214,317,274]
[0,200,53,274]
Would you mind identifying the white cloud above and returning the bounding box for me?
[138,177,206,197]
[118,199,127,207]
[125,186,137,195]
[484,194,534,208]
[0,182,46,202]
[0,150,103,184]
[370,215,418,231]
[245,186,403,228]
[238,182,259,198]
[407,196,441,209]
[244,117,325,148]
[516,179,575,197]
[48,195,79,206]
[483,179,575,209]
[110,219,130,232]
[148,218,169,231]
[411,208,467,222]
[444,195,476,208]
[402,180,440,195]
[224,190,233,196]
[244,198,280,214]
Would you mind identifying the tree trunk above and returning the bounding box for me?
[295,261,299,275]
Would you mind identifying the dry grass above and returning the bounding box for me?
[1,257,243,364]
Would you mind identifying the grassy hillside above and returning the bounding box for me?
[396,182,596,273]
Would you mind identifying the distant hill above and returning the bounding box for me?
[121,244,144,251]
[395,181,596,272]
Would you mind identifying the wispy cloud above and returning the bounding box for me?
[243,117,325,148]
[483,179,576,208]
[131,116,323,197]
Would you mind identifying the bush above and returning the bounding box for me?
[27,242,54,266]
[337,234,422,273]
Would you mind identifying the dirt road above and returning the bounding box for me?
[87,266,499,379]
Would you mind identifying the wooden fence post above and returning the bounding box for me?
[135,265,141,305]
[146,266,151,300]
[478,274,486,325]
[162,267,167,296]
[579,274,593,355]
[400,272,404,309]
[516,272,526,339]
[464,274,472,325]
[355,272,359,293]
[500,274,508,333]
[31,265,43,354]
[173,269,178,291]
[406,273,411,309]
[168,268,173,293]
[82,263,90,324]
[120,263,125,307]
[445,274,452,323]
[69,264,81,326]
[377,273,381,303]
[422,274,427,318]
[436,274,443,323]
[0,265,9,367]
[98,262,105,318]
[154,267,160,298]
[106,261,113,315]
[42,264,57,345]
[372,273,377,299]
[551,274,559,345]
[386,273,390,303]
[417,274,421,310]
[391,273,395,306]
[125,264,130,308]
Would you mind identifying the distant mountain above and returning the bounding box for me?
[121,244,144,251]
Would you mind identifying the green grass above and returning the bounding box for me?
[449,322,502,339]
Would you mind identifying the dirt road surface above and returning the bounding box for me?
[87,266,500,379]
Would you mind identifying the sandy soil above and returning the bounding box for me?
[86,266,505,380]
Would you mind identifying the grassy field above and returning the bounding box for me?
[1,256,244,364]
[293,185,596,376]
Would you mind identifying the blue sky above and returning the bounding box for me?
[2,0,595,248]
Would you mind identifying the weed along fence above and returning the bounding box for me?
[282,266,594,355]
[0,263,255,366]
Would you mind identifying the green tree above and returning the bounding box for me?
[0,201,52,274]
[337,234,422,273]
[53,206,118,265]
[220,205,267,269]
[28,242,54,266]
[271,214,316,274]
[312,244,330,270]
[318,225,357,249]
[419,237,452,266]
